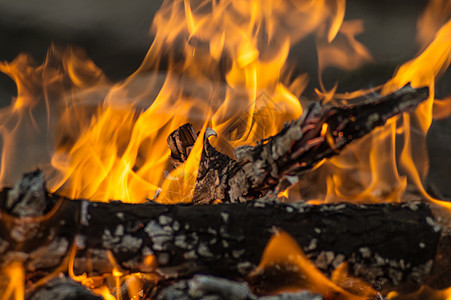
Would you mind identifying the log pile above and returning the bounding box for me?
[1,85,450,299]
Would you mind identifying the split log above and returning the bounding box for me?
[0,171,443,294]
[167,85,429,204]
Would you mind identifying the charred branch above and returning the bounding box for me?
[0,171,442,294]
[167,85,429,204]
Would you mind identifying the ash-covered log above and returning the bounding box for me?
[0,171,442,294]
[167,85,429,204]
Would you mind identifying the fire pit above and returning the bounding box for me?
[0,0,450,299]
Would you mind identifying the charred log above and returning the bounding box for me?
[155,274,324,300]
[26,275,102,300]
[167,85,429,204]
[0,171,442,294]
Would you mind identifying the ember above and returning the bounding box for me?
[0,0,450,299]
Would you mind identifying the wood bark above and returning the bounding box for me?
[0,171,443,294]
[167,85,429,204]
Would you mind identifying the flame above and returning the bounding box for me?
[316,19,373,93]
[157,121,209,203]
[0,262,24,300]
[0,0,451,297]
[433,97,451,120]
[0,0,351,203]
[313,14,451,205]
[416,0,451,49]
[251,230,377,299]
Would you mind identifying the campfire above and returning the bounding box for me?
[0,0,450,299]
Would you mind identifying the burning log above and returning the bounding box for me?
[0,171,443,294]
[167,85,429,204]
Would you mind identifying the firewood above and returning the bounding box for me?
[155,274,324,300]
[26,275,102,300]
[167,85,429,204]
[0,171,442,294]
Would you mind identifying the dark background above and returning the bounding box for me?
[0,0,449,197]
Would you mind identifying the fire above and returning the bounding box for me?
[250,230,377,299]
[0,0,451,298]
[0,0,352,203]
[0,262,24,300]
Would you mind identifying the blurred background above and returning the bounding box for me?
[0,0,449,198]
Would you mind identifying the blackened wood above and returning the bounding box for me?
[0,172,441,293]
[26,276,102,300]
[155,274,324,300]
[167,85,429,204]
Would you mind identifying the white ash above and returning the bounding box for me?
[359,247,371,258]
[425,216,441,232]
[121,235,143,251]
[207,227,217,235]
[114,225,124,236]
[222,240,229,248]
[237,262,254,275]
[197,243,213,258]
[145,221,166,237]
[152,235,172,251]
[102,229,120,248]
[305,239,317,251]
[175,235,188,249]
[172,221,180,231]
[80,201,90,226]
[220,212,229,223]
[159,215,172,226]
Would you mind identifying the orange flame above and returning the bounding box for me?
[0,0,352,203]
[251,230,376,299]
[313,15,451,205]
[0,262,24,300]
[0,0,451,297]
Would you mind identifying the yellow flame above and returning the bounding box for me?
[0,0,450,298]
[92,286,117,300]
[0,0,351,203]
[1,262,24,300]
